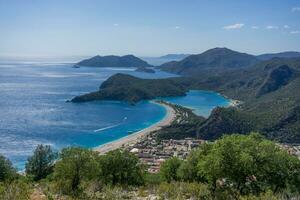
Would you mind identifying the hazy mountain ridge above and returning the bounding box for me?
[141,54,190,66]
[257,51,300,61]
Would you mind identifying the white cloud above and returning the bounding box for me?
[251,26,259,29]
[283,25,290,29]
[113,23,119,26]
[266,25,278,30]
[174,26,181,29]
[223,23,245,30]
[290,30,300,34]
[292,7,300,12]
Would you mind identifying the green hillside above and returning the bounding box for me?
[71,73,187,104]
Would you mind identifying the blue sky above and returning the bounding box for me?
[0,0,300,58]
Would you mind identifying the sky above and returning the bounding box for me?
[0,0,300,58]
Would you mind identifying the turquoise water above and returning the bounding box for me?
[161,90,230,117]
[0,62,229,170]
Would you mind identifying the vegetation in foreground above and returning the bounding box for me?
[0,133,299,199]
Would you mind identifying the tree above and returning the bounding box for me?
[53,147,100,194]
[178,143,212,182]
[160,157,182,182]
[99,150,144,186]
[0,155,16,182]
[25,144,57,181]
[196,133,300,194]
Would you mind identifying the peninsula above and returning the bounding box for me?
[71,73,187,104]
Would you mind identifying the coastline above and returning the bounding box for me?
[94,101,176,154]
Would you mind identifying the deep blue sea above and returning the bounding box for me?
[0,63,229,170]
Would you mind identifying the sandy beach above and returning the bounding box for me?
[94,101,176,154]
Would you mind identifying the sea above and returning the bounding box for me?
[0,62,230,170]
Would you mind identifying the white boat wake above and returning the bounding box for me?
[94,124,120,132]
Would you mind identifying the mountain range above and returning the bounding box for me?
[74,49,300,70]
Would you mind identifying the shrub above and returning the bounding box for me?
[53,147,100,194]
[157,182,211,200]
[25,144,57,181]
[196,133,300,195]
[160,157,182,182]
[0,154,16,182]
[0,179,31,200]
[98,150,145,186]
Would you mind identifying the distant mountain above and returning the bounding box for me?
[159,47,259,75]
[140,54,190,66]
[135,67,155,73]
[159,54,191,60]
[75,55,152,68]
[257,51,300,61]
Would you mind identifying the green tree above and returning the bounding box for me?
[25,144,57,181]
[178,144,212,182]
[196,133,300,194]
[99,150,144,186]
[53,147,100,194]
[160,157,182,182]
[0,154,16,182]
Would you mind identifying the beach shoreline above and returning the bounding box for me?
[94,101,176,154]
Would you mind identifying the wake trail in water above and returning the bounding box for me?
[93,117,128,133]
[94,124,120,132]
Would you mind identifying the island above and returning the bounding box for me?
[74,54,153,68]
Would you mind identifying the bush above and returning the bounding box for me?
[25,144,57,181]
[178,144,212,182]
[98,150,144,186]
[144,173,163,186]
[0,154,16,182]
[53,147,100,194]
[0,179,32,200]
[160,157,182,182]
[195,133,300,195]
[157,182,211,200]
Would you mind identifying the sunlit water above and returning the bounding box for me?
[0,63,229,170]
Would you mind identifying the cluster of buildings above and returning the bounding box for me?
[124,134,205,173]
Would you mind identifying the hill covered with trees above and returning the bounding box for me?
[71,73,187,104]
[158,47,260,75]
